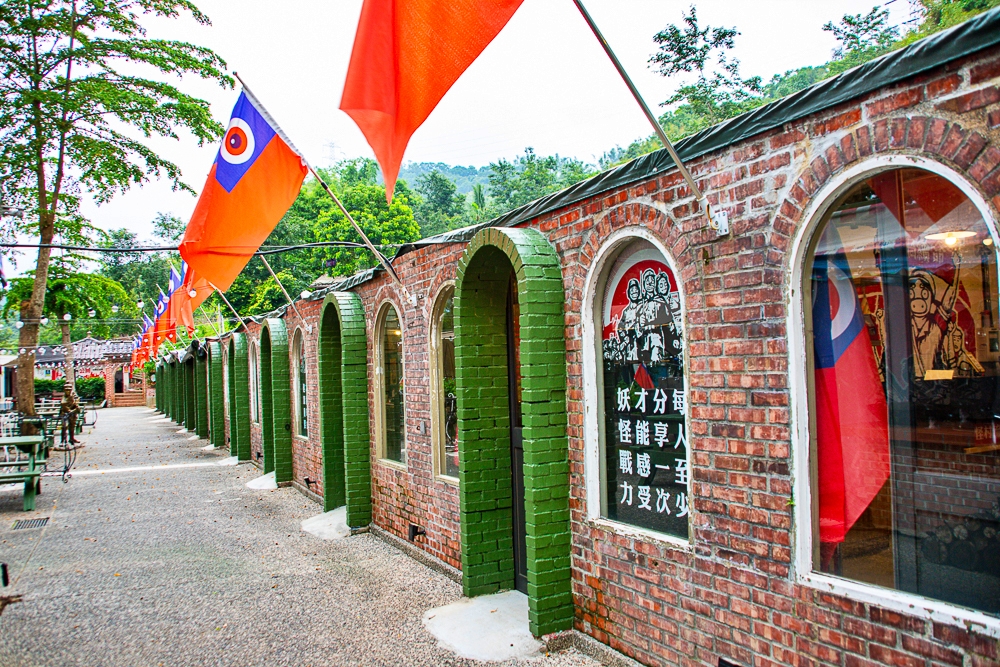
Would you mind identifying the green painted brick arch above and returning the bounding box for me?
[208,342,224,448]
[184,357,196,432]
[228,334,251,461]
[455,226,572,637]
[318,292,372,527]
[195,347,209,439]
[260,318,292,482]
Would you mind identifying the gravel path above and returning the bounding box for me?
[0,407,598,667]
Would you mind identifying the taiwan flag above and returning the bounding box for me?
[179,89,308,291]
[812,229,891,545]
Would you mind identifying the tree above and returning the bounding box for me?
[0,0,230,416]
[823,6,899,59]
[487,148,595,215]
[2,268,130,396]
[152,212,186,243]
[98,226,174,336]
[414,170,467,237]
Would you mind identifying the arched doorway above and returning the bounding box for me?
[318,292,371,525]
[260,318,291,481]
[228,334,251,461]
[184,355,196,432]
[454,226,572,637]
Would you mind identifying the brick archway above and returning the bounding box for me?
[208,342,224,448]
[318,292,371,526]
[455,226,572,637]
[260,318,291,481]
[228,334,251,461]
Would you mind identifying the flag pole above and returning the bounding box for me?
[232,72,411,296]
[209,281,249,333]
[259,255,308,326]
[571,0,727,235]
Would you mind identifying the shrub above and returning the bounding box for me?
[34,379,66,394]
[76,377,105,401]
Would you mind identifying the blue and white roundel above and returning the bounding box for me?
[214,92,277,193]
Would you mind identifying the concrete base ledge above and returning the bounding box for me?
[290,480,324,506]
[369,524,462,585]
[543,630,644,667]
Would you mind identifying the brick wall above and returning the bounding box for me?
[207,43,1000,667]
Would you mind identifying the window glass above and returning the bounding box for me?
[600,241,688,539]
[249,342,260,423]
[381,305,405,463]
[437,291,458,477]
[296,334,308,436]
[809,167,1000,615]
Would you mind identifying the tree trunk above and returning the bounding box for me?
[17,203,57,422]
[61,322,75,395]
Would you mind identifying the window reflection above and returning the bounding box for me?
[439,293,458,477]
[297,335,307,436]
[382,305,405,464]
[810,167,1000,615]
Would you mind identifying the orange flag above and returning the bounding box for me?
[179,90,308,292]
[340,0,524,201]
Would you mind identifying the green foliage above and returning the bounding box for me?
[98,227,174,335]
[220,158,421,316]
[76,376,105,401]
[152,212,186,242]
[414,169,468,237]
[487,148,595,214]
[398,162,491,195]
[605,2,1000,168]
[1,265,135,339]
[34,379,66,394]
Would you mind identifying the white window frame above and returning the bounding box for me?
[581,227,693,550]
[292,329,308,439]
[374,300,406,468]
[249,340,260,424]
[788,155,1000,638]
[429,282,458,483]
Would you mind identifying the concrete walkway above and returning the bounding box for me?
[0,407,598,667]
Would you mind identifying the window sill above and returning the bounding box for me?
[378,458,407,473]
[294,434,309,442]
[435,474,459,487]
[797,570,1000,639]
[587,517,692,551]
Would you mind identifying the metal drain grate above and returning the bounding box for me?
[12,518,48,530]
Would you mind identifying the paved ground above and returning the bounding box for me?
[0,407,598,667]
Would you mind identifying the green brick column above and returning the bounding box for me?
[209,342,224,448]
[172,360,181,423]
[229,334,251,461]
[455,227,572,638]
[261,318,291,481]
[195,349,209,439]
[185,358,196,431]
[318,293,371,525]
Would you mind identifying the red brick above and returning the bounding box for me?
[927,73,962,98]
[866,87,923,116]
[970,59,1000,85]
[868,644,924,667]
[935,85,1000,113]
[900,634,963,666]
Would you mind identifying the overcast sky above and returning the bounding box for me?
[75,0,915,246]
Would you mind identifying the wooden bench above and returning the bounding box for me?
[0,436,45,511]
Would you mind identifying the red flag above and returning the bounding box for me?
[179,90,307,291]
[170,266,213,337]
[340,0,524,200]
[812,231,891,545]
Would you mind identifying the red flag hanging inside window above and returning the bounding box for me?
[340,0,525,201]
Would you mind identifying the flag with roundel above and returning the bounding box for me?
[812,225,891,545]
[179,89,308,292]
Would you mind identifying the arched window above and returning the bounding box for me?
[249,340,260,423]
[595,238,688,540]
[376,302,406,464]
[431,286,458,479]
[804,166,1000,614]
[293,330,307,437]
